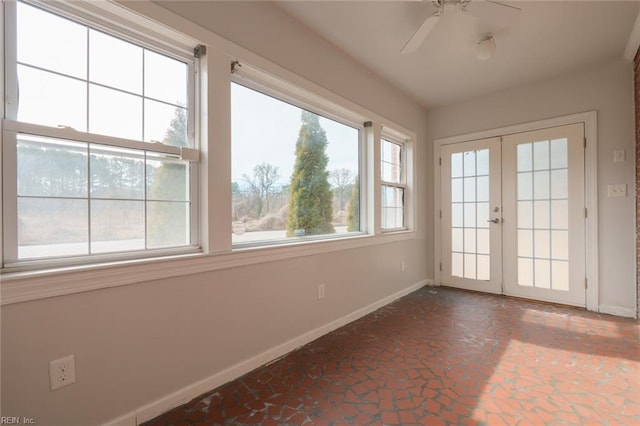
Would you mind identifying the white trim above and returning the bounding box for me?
[100,279,428,426]
[599,304,638,319]
[433,111,599,311]
[624,11,640,61]
[1,231,415,305]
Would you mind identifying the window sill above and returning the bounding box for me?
[0,230,415,305]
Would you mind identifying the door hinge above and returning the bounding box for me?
[584,137,587,149]
[439,209,442,219]
[439,262,442,271]
[585,208,588,219]
[585,278,588,289]
[439,157,442,166]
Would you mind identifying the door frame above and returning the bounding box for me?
[433,111,599,312]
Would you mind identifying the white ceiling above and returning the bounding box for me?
[275,1,640,108]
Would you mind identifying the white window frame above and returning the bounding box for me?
[1,0,202,272]
[380,135,408,232]
[0,0,418,305]
[230,62,367,248]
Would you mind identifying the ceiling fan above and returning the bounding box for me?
[401,0,521,54]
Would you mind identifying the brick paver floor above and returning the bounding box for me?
[144,286,640,425]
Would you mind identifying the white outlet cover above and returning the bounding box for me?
[50,354,76,390]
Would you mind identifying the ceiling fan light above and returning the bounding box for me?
[476,34,496,61]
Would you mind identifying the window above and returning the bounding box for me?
[2,1,200,269]
[381,138,406,230]
[231,82,361,245]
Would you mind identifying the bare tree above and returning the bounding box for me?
[243,162,281,218]
[329,168,356,212]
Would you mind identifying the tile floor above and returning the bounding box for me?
[143,287,640,425]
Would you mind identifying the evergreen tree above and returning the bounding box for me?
[346,176,360,232]
[286,111,335,237]
[148,106,189,247]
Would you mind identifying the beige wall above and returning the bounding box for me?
[1,2,429,425]
[427,58,637,314]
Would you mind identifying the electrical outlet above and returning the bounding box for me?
[50,355,76,390]
[318,284,325,300]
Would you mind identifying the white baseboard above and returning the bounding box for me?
[101,279,428,426]
[599,304,637,319]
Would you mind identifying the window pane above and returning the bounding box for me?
[89,85,142,140]
[145,101,188,146]
[91,200,144,253]
[147,156,190,202]
[144,50,188,106]
[17,2,87,79]
[452,203,463,227]
[90,145,144,199]
[18,135,87,197]
[17,65,87,130]
[463,177,476,202]
[451,178,463,203]
[533,140,549,170]
[517,143,532,172]
[147,202,190,248]
[477,255,490,281]
[550,169,568,199]
[463,151,476,176]
[451,153,463,178]
[452,228,463,252]
[231,83,360,243]
[18,198,88,259]
[89,29,142,94]
[550,138,568,169]
[476,149,489,176]
[517,172,532,200]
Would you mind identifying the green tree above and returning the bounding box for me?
[286,111,334,237]
[148,106,189,247]
[347,176,360,232]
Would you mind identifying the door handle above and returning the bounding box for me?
[487,218,501,224]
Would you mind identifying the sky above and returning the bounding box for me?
[231,83,360,187]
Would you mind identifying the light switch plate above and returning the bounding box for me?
[613,150,625,163]
[607,184,627,197]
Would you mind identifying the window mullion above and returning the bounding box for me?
[4,0,18,121]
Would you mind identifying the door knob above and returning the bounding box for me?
[487,218,500,224]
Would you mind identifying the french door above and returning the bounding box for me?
[440,123,586,307]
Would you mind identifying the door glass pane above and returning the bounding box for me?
[516,140,569,291]
[463,177,476,202]
[463,151,476,176]
[517,143,532,172]
[476,149,489,176]
[451,153,463,178]
[452,178,463,202]
[517,172,532,200]
[476,176,489,202]
[550,138,568,169]
[450,148,490,280]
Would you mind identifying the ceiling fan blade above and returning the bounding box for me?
[466,0,521,27]
[401,13,441,54]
